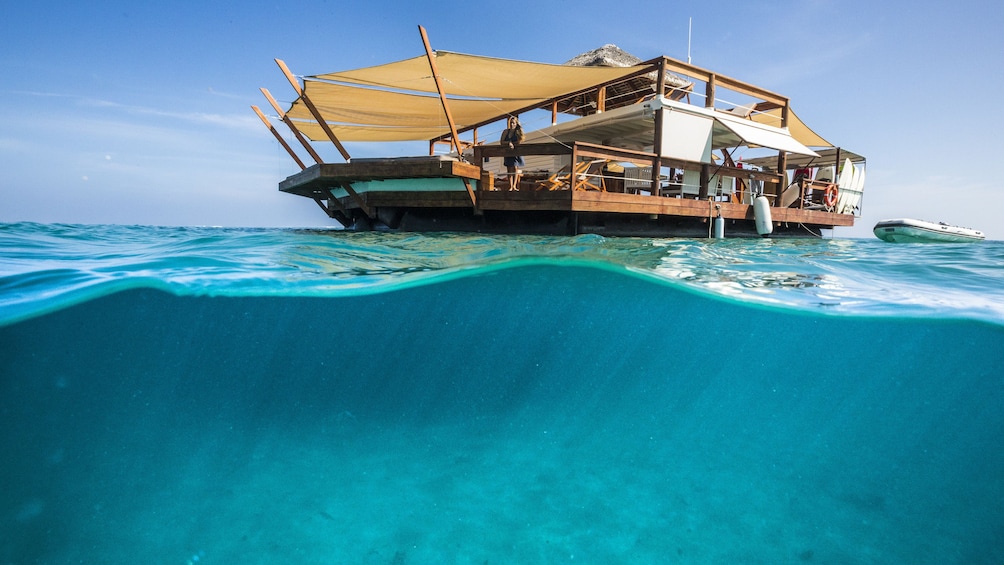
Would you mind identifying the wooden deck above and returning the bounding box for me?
[279,158,854,237]
[278,157,481,198]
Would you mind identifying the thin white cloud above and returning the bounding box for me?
[8,90,260,134]
[206,86,249,100]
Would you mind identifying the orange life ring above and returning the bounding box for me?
[824,185,838,207]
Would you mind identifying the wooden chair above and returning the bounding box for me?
[535,163,572,191]
[573,160,607,191]
[535,160,606,191]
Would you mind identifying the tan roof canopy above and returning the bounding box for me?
[287,51,650,142]
[750,108,832,148]
[313,51,647,98]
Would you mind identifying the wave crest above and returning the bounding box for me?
[2,223,1003,326]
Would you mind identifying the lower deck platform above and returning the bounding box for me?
[279,160,855,238]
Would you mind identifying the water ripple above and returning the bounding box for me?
[2,222,1003,326]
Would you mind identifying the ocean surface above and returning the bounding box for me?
[1,222,1003,564]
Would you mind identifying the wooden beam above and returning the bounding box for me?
[279,160,481,194]
[418,26,461,153]
[478,140,660,167]
[343,190,476,209]
[312,197,327,213]
[652,59,667,195]
[323,188,348,213]
[418,25,475,208]
[573,142,657,166]
[642,56,788,107]
[252,105,306,170]
[313,194,352,227]
[570,144,581,192]
[705,73,717,108]
[337,181,373,218]
[274,58,351,162]
[260,87,324,165]
[476,142,572,159]
[775,104,791,207]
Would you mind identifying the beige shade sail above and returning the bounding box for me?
[287,51,651,142]
[289,82,544,133]
[294,122,454,143]
[312,51,647,99]
[285,50,832,149]
[750,107,832,148]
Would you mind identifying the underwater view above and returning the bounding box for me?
[1,223,1003,564]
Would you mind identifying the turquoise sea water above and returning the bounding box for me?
[2,222,1003,563]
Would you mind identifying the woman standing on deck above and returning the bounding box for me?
[500,116,524,191]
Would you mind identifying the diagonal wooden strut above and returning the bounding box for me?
[260,87,323,165]
[252,105,306,170]
[260,88,370,219]
[418,25,477,209]
[274,58,351,162]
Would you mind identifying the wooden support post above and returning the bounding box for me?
[260,87,323,165]
[651,110,664,196]
[551,100,558,125]
[274,59,351,162]
[774,103,790,206]
[651,59,668,196]
[418,25,477,208]
[252,105,306,170]
[699,164,710,199]
[570,144,580,191]
[706,73,716,108]
[596,86,606,113]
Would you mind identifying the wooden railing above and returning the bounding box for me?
[471,141,784,202]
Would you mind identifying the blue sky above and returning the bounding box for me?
[2,0,1002,238]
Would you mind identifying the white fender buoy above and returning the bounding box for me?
[753,195,773,237]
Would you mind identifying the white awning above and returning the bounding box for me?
[714,112,819,157]
[653,97,819,157]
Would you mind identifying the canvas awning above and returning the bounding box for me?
[714,111,819,156]
[288,51,650,142]
[749,107,832,148]
[743,148,866,170]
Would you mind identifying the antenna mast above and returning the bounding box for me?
[688,17,692,64]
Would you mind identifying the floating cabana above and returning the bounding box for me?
[254,26,866,238]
